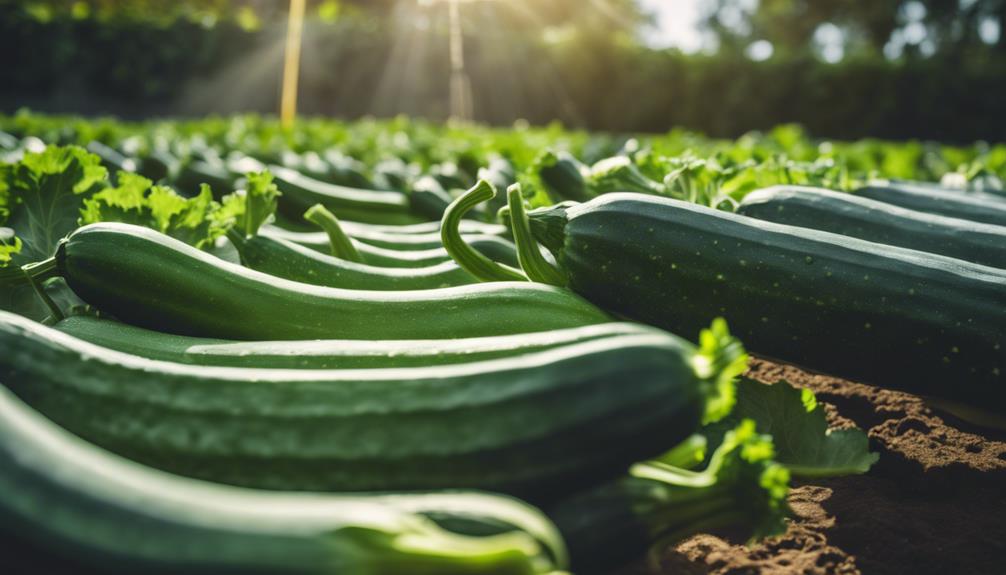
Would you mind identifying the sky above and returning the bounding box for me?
[638,0,705,52]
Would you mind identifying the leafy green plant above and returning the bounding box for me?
[698,378,879,478]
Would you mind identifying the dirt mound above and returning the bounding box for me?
[618,357,1006,575]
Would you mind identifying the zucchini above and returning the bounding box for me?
[343,225,508,249]
[271,166,426,225]
[35,222,607,340]
[856,180,1006,226]
[228,231,478,290]
[54,315,660,369]
[173,159,235,197]
[0,383,565,574]
[546,421,789,574]
[537,151,591,203]
[262,225,520,268]
[1,311,713,497]
[272,213,508,236]
[86,141,138,175]
[522,193,1006,413]
[737,186,1006,268]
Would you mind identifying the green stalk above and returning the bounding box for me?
[304,203,364,263]
[21,257,64,322]
[441,181,527,282]
[506,184,567,287]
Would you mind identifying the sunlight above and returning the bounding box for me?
[638,0,703,51]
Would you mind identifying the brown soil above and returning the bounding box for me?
[618,357,1006,575]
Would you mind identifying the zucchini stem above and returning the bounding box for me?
[303,204,364,263]
[506,184,567,287]
[441,181,527,282]
[21,257,65,322]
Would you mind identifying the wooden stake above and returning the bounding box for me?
[281,0,307,128]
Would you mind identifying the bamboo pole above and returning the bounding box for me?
[281,0,307,128]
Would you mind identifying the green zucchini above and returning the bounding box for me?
[546,421,789,574]
[228,231,478,290]
[1,311,713,497]
[737,186,1006,268]
[271,166,426,225]
[521,193,1006,413]
[410,175,457,221]
[0,383,565,574]
[537,151,592,203]
[272,213,508,237]
[54,315,660,369]
[173,159,235,197]
[262,226,520,268]
[856,180,1006,226]
[35,222,606,340]
[342,223,509,247]
[86,141,139,175]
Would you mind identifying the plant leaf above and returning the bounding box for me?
[3,145,108,266]
[701,378,879,477]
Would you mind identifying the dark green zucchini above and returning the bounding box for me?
[228,231,477,290]
[271,166,425,225]
[173,160,235,197]
[33,222,606,340]
[410,175,457,221]
[341,222,508,248]
[522,193,1006,413]
[262,226,520,268]
[86,141,138,175]
[856,180,1006,226]
[737,186,1006,268]
[271,212,508,237]
[1,311,711,498]
[0,382,565,574]
[54,315,661,369]
[538,151,592,202]
[546,421,789,574]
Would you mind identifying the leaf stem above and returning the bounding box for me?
[21,257,65,322]
[441,181,527,282]
[506,184,567,287]
[303,204,363,263]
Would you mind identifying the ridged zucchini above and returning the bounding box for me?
[228,231,477,290]
[271,166,426,225]
[523,193,1006,413]
[1,311,713,497]
[271,213,508,237]
[856,180,1006,226]
[54,315,660,369]
[262,225,520,268]
[33,223,606,340]
[737,186,1006,268]
[0,384,565,574]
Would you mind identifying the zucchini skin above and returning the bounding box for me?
[531,193,1006,412]
[1,313,706,497]
[54,316,660,369]
[54,223,608,340]
[0,383,565,574]
[263,226,520,268]
[737,186,1006,268]
[173,160,235,197]
[271,166,426,225]
[230,233,478,290]
[856,181,1006,226]
[271,213,508,237]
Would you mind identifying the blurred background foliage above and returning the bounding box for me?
[3,0,1004,142]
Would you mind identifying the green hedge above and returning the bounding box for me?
[3,8,1003,143]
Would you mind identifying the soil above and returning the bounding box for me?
[618,357,1006,575]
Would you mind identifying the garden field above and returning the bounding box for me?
[1,112,1004,574]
